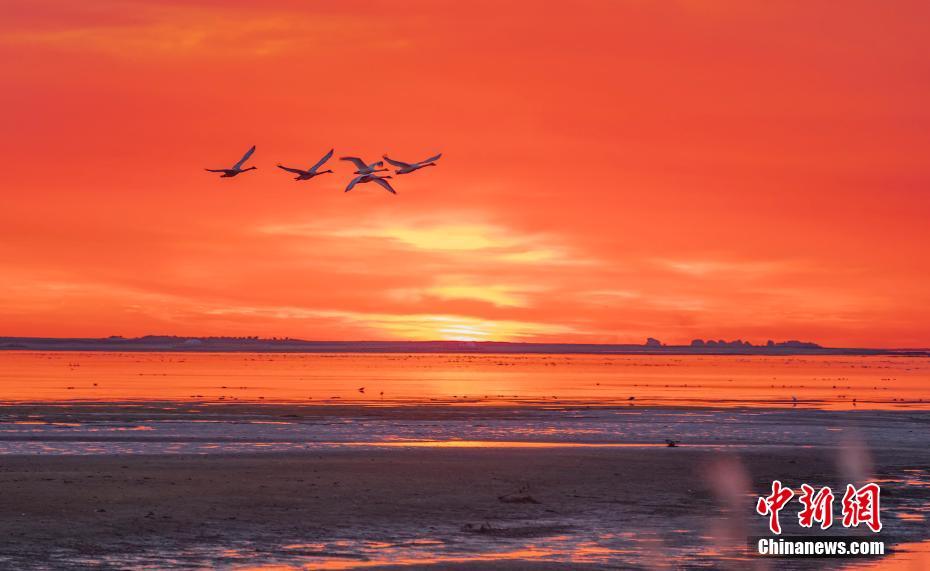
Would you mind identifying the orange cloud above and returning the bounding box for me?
[1,0,929,347]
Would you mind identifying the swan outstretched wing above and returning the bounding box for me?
[205,168,227,173]
[383,155,411,168]
[277,165,305,175]
[372,177,397,194]
[340,157,368,171]
[309,149,334,173]
[233,145,256,170]
[345,175,364,192]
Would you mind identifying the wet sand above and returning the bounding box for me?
[1,444,928,569]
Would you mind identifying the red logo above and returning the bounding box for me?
[841,483,882,532]
[756,481,881,534]
[756,480,795,534]
[798,484,834,529]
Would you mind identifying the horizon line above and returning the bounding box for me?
[2,335,928,353]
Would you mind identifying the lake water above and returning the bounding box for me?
[1,350,928,456]
[2,351,929,569]
[2,351,929,409]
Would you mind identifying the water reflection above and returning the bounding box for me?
[77,526,930,570]
[854,541,930,570]
[0,405,927,455]
[2,351,929,410]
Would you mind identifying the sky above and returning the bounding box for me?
[1,0,929,347]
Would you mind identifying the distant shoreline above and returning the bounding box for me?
[1,336,927,356]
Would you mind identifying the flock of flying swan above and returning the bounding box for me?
[205,146,441,194]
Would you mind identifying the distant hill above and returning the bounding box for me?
[0,336,926,356]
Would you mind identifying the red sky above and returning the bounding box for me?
[2,0,929,347]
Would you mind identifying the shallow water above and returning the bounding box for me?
[0,404,927,455]
[2,351,929,409]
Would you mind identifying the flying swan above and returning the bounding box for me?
[276,149,335,181]
[345,173,396,195]
[205,145,257,177]
[340,156,388,175]
[383,153,442,174]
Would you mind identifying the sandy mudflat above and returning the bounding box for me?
[0,444,928,569]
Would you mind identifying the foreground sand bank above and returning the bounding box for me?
[0,445,928,569]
